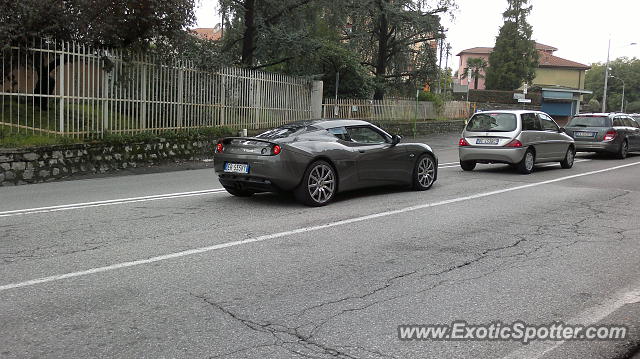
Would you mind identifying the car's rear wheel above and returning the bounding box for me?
[294,160,337,206]
[460,160,476,171]
[517,148,535,174]
[617,140,629,159]
[413,154,436,190]
[560,146,575,169]
[223,186,254,197]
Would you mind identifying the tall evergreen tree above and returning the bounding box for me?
[485,0,538,90]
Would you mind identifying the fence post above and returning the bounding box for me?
[140,64,147,130]
[58,45,65,135]
[177,67,184,128]
[220,71,226,126]
[311,81,323,119]
[102,67,109,134]
[253,78,261,129]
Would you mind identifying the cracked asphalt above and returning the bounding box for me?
[1,133,639,358]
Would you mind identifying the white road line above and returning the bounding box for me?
[1,160,639,292]
[439,161,460,166]
[502,287,640,359]
[438,159,592,170]
[0,189,227,218]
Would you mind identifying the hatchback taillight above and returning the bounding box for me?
[505,139,523,148]
[215,143,224,153]
[459,138,470,146]
[603,130,617,141]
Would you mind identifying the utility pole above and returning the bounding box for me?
[443,43,451,95]
[602,38,611,113]
[436,30,445,94]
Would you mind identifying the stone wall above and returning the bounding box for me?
[375,120,467,137]
[0,139,216,186]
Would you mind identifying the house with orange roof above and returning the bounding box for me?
[190,25,223,41]
[456,43,592,118]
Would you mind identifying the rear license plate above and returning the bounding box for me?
[575,131,596,138]
[224,162,250,174]
[476,138,499,145]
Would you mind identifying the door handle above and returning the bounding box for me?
[358,149,366,153]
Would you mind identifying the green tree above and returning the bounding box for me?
[218,0,319,68]
[461,57,488,89]
[0,0,196,50]
[485,0,538,90]
[343,0,453,99]
[1,0,198,107]
[584,58,640,112]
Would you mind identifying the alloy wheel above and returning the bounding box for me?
[525,151,534,171]
[307,164,335,204]
[417,156,435,188]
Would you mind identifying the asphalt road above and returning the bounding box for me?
[1,133,639,359]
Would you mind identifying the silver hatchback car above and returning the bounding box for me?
[458,110,575,174]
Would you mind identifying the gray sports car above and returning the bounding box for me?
[213,119,438,206]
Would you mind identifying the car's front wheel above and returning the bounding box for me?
[413,154,436,190]
[294,160,337,206]
[560,146,575,169]
[517,148,535,174]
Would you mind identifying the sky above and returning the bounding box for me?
[195,0,640,72]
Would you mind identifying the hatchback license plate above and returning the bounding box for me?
[575,131,596,137]
[476,138,499,145]
[224,162,249,174]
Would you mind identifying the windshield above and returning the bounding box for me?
[567,116,610,128]
[466,113,517,132]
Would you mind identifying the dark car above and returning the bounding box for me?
[213,120,438,206]
[564,113,640,158]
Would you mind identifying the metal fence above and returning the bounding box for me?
[1,39,315,138]
[322,98,470,122]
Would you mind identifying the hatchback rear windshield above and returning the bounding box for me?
[466,113,517,132]
[567,116,610,128]
[256,125,317,139]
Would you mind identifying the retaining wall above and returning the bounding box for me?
[0,139,215,186]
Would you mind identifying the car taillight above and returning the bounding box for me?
[272,145,281,155]
[215,143,223,153]
[459,138,470,146]
[603,130,617,141]
[505,139,523,148]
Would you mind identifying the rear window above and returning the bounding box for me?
[567,116,610,128]
[466,113,517,132]
[256,125,317,139]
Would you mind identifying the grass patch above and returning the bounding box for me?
[0,124,234,148]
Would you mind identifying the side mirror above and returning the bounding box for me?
[391,134,402,146]
[559,127,567,133]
